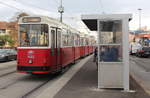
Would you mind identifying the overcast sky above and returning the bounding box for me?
[0,0,150,31]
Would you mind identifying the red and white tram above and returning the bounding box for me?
[17,16,95,74]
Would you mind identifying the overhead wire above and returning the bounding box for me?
[0,0,81,24]
[14,0,75,20]
[53,0,60,5]
[13,0,57,12]
[0,1,24,12]
[98,0,105,14]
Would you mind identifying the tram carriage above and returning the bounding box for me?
[84,35,90,56]
[17,16,95,74]
[79,36,86,57]
[89,35,96,54]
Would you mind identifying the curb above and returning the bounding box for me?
[130,74,150,96]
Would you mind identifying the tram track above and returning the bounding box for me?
[0,72,26,91]
[0,71,16,78]
[21,79,51,98]
[0,62,74,98]
[0,79,18,89]
[0,61,16,78]
[0,65,15,71]
[0,65,16,78]
[0,73,52,98]
[0,70,60,98]
[20,72,64,98]
[22,62,81,98]
[0,58,83,98]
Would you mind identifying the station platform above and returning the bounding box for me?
[54,56,149,98]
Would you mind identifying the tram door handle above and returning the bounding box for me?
[57,48,60,56]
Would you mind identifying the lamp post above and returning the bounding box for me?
[58,0,64,22]
[138,8,142,31]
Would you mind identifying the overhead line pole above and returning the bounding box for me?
[138,8,142,31]
[58,0,64,22]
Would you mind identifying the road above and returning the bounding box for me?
[130,56,150,95]
[130,56,150,72]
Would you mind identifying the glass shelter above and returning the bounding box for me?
[82,14,132,91]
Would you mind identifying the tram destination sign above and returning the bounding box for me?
[23,17,41,23]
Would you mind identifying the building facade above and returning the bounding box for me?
[0,13,29,47]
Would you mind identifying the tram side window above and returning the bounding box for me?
[71,33,74,46]
[67,32,71,46]
[62,34,66,46]
[67,31,71,46]
[74,34,77,46]
[68,31,74,46]
[62,29,68,46]
[85,39,89,45]
[77,35,80,46]
[80,38,84,46]
[41,24,48,46]
[74,34,79,46]
[57,30,61,48]
[51,30,55,49]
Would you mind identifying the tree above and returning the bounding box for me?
[0,35,15,47]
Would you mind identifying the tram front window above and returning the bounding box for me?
[20,24,49,47]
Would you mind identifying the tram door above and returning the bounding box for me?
[51,27,61,70]
[51,28,57,70]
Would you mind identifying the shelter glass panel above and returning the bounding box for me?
[99,20,122,44]
[99,45,122,62]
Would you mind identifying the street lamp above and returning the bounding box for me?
[58,0,64,22]
[138,8,142,31]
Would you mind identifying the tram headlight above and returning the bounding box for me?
[28,59,33,64]
[0,54,5,58]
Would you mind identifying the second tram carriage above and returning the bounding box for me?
[17,16,95,74]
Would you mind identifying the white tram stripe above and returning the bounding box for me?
[36,55,92,98]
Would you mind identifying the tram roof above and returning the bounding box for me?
[81,14,132,31]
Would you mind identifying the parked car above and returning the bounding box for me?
[0,49,17,61]
[136,46,150,57]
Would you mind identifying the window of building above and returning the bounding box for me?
[0,29,6,33]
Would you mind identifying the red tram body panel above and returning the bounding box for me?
[17,48,52,74]
[80,46,85,57]
[74,46,81,60]
[85,46,89,56]
[61,47,74,67]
